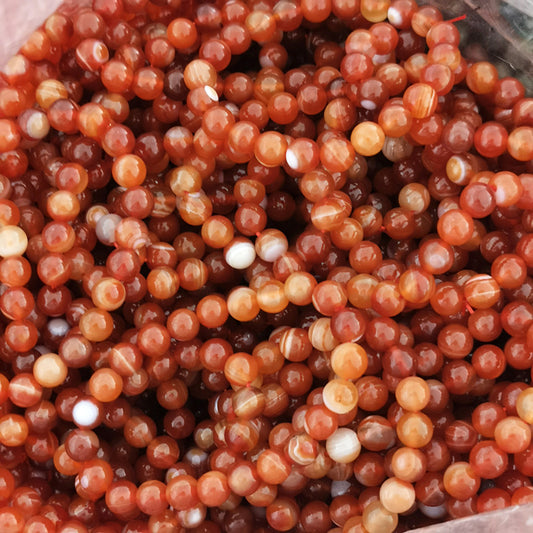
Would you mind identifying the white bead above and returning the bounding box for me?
[0,225,28,258]
[48,318,70,338]
[387,7,403,27]
[224,240,256,269]
[418,502,447,519]
[326,428,361,463]
[360,99,377,110]
[72,399,100,428]
[285,147,298,170]
[25,110,50,140]
[331,480,352,498]
[95,213,121,246]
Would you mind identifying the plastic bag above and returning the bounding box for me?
[0,0,531,531]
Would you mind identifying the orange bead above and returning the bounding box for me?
[351,122,385,156]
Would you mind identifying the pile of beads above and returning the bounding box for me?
[0,0,532,532]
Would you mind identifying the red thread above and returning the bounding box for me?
[255,232,261,238]
[447,14,467,23]
[465,302,474,314]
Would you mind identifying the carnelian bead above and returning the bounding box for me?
[351,122,385,156]
[320,137,355,173]
[469,440,508,479]
[226,121,260,163]
[184,59,217,90]
[137,323,171,358]
[91,277,126,311]
[124,414,157,448]
[463,274,500,309]
[88,368,123,402]
[268,92,298,125]
[166,475,199,511]
[330,342,368,380]
[396,412,433,448]
[436,209,474,246]
[349,241,382,273]
[284,272,316,306]
[403,83,437,118]
[311,280,347,316]
[75,459,113,501]
[196,294,228,329]
[33,353,68,388]
[494,416,531,454]
[378,104,412,137]
[0,508,25,533]
[254,132,288,167]
[362,500,397,533]
[104,480,138,520]
[257,280,289,314]
[0,257,31,287]
[324,98,357,131]
[0,226,28,258]
[390,446,427,483]
[224,352,259,388]
[508,126,533,161]
[395,377,430,411]
[101,59,133,93]
[227,286,260,322]
[285,138,320,173]
[322,379,358,414]
[167,17,197,49]
[235,203,267,236]
[5,320,38,352]
[266,496,300,531]
[477,488,511,513]
[380,477,415,514]
[112,154,146,188]
[437,324,473,359]
[0,413,28,447]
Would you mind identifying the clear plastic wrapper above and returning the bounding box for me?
[0,0,531,531]
[412,502,533,532]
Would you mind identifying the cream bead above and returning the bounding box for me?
[379,477,416,514]
[224,238,256,270]
[326,428,361,463]
[0,225,28,257]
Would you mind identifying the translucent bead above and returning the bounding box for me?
[395,376,430,411]
[379,477,415,513]
[322,379,358,414]
[184,59,217,90]
[285,138,320,173]
[362,500,398,533]
[0,226,28,258]
[227,286,260,322]
[33,353,68,388]
[403,83,437,118]
[224,237,256,270]
[326,428,361,463]
[350,122,385,156]
[508,126,533,161]
[396,411,433,448]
